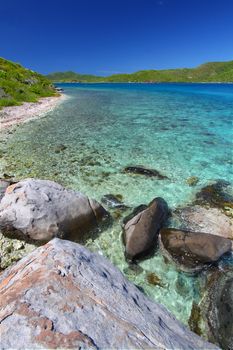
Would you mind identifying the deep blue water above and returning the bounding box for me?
[0,82,233,325]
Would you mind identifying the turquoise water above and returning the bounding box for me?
[1,83,233,325]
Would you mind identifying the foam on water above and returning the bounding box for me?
[1,83,233,325]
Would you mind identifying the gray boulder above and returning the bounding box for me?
[160,228,232,272]
[0,238,218,349]
[0,178,108,243]
[123,197,168,260]
[173,205,233,241]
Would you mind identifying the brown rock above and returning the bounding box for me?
[160,228,232,272]
[123,197,168,261]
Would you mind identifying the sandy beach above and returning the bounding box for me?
[0,94,67,130]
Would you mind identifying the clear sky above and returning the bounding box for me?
[1,0,233,75]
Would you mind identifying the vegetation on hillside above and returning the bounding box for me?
[47,60,233,83]
[0,57,57,109]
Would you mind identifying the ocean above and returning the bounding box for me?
[1,82,233,324]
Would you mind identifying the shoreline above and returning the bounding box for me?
[0,94,68,131]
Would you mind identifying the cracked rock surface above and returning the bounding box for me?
[0,238,218,349]
[0,178,108,243]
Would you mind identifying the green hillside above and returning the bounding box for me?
[47,60,233,83]
[0,57,57,108]
[46,71,103,83]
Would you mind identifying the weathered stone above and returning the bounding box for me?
[123,166,168,179]
[160,228,232,273]
[198,268,233,350]
[194,180,233,212]
[0,178,108,243]
[173,205,233,241]
[0,238,218,349]
[101,194,129,210]
[123,197,168,261]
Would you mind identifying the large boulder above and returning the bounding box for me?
[190,268,233,350]
[160,228,232,273]
[0,179,108,243]
[123,197,168,261]
[0,238,218,349]
[173,205,233,241]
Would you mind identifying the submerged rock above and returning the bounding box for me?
[101,194,129,210]
[123,197,168,261]
[198,268,233,350]
[0,178,108,243]
[54,143,67,153]
[194,180,233,212]
[186,176,199,186]
[146,272,165,288]
[173,205,233,241]
[123,166,168,179]
[160,228,232,273]
[0,238,218,349]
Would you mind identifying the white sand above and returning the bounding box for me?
[0,94,68,130]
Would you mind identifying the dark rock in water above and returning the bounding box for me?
[123,263,144,276]
[199,268,233,350]
[194,180,233,212]
[3,173,14,179]
[0,238,219,350]
[54,143,67,153]
[186,176,199,186]
[173,205,233,241]
[123,197,168,261]
[123,166,168,179]
[101,194,129,210]
[146,272,165,288]
[188,302,203,337]
[160,228,232,273]
[0,179,109,243]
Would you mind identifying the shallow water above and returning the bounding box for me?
[0,83,233,325]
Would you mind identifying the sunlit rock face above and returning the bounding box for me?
[0,178,108,243]
[0,238,219,350]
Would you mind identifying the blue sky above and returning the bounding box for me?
[1,0,233,75]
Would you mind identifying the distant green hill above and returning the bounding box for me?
[47,60,233,83]
[0,57,57,108]
[46,71,104,83]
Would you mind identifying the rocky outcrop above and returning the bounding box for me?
[123,197,168,261]
[160,228,232,272]
[173,205,233,241]
[123,166,168,179]
[0,238,218,349]
[0,179,108,243]
[192,268,233,350]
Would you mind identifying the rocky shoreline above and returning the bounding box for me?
[0,177,232,349]
[0,94,67,130]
